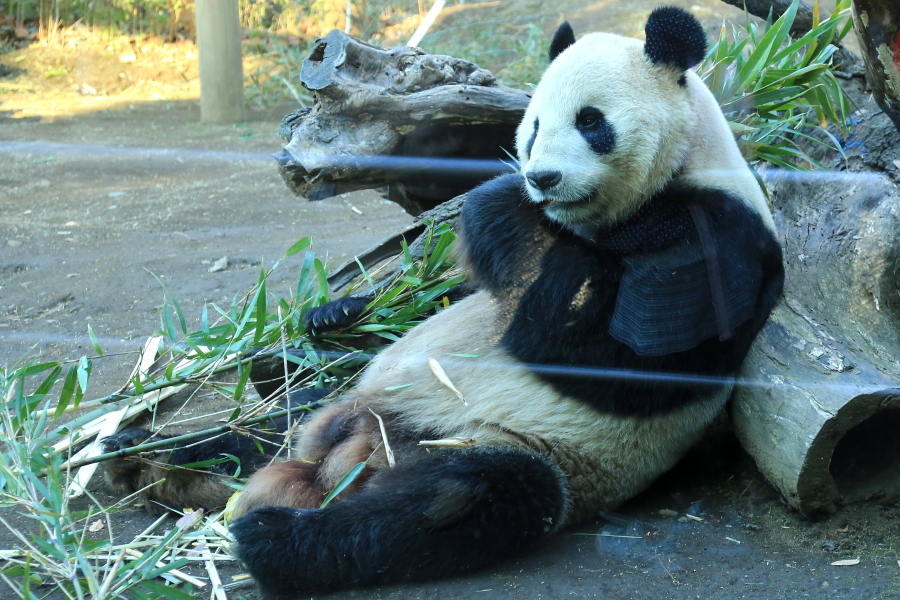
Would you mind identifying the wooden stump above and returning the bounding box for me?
[275,29,530,216]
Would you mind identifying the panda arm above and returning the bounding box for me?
[459,174,613,294]
[303,296,371,336]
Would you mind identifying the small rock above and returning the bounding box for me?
[7,240,22,247]
[208,256,228,273]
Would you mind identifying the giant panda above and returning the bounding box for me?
[102,7,783,598]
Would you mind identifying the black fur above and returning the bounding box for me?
[460,174,783,416]
[643,6,709,71]
[303,284,477,338]
[303,295,371,336]
[548,21,576,62]
[247,349,320,400]
[575,107,616,155]
[102,423,286,481]
[231,447,566,598]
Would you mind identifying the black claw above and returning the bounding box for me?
[303,296,372,336]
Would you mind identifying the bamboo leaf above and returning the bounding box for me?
[77,356,91,395]
[314,258,330,306]
[137,579,196,600]
[284,237,312,257]
[59,365,79,414]
[320,462,366,508]
[87,325,103,356]
[200,304,209,335]
[254,269,268,344]
[150,272,187,335]
[234,359,252,403]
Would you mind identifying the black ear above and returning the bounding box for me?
[549,21,576,62]
[644,6,708,71]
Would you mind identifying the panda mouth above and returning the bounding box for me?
[538,195,593,207]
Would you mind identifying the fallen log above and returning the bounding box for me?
[732,169,900,515]
[275,29,528,215]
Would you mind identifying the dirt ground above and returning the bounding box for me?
[1,0,898,598]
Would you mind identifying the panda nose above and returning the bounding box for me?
[526,170,562,191]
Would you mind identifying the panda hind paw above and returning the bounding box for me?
[231,506,319,597]
[101,427,154,452]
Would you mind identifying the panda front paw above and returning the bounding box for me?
[303,296,371,336]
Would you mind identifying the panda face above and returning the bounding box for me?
[516,33,694,227]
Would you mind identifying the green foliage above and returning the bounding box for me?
[0,371,201,599]
[244,38,314,107]
[5,0,192,38]
[419,20,549,89]
[699,0,854,169]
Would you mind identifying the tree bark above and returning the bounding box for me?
[851,0,900,132]
[276,29,529,216]
[195,0,245,124]
[718,0,818,36]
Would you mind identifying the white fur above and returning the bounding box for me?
[354,292,729,524]
[516,32,775,233]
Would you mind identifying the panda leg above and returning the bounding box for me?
[101,388,332,514]
[230,447,569,598]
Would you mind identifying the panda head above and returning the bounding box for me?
[516,7,709,227]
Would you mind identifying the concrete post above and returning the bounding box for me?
[196,0,245,124]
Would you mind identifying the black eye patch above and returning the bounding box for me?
[525,118,539,157]
[576,107,615,155]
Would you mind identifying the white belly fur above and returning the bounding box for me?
[354,291,730,524]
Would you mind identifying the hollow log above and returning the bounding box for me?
[732,169,900,516]
[734,54,900,513]
[276,29,529,215]
[851,0,900,132]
